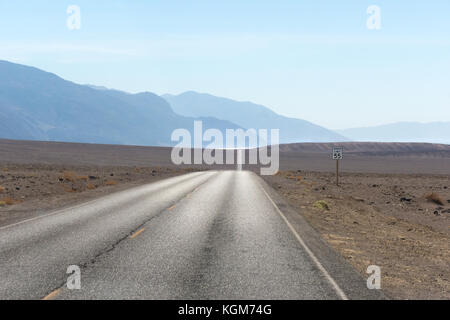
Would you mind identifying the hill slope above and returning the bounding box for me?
[0,61,240,146]
[163,91,348,144]
[278,142,450,155]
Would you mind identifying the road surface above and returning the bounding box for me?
[0,171,382,300]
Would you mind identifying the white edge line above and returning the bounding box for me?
[259,183,349,300]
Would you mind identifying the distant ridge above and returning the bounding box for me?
[163,91,348,144]
[0,139,448,175]
[337,122,450,145]
[279,142,450,155]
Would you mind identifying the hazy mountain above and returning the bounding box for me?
[162,91,348,144]
[337,122,450,145]
[0,61,240,146]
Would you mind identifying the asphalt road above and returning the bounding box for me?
[0,170,382,300]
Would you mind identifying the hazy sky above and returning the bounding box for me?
[1,0,449,129]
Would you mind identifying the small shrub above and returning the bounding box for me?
[61,171,76,182]
[425,192,444,206]
[105,180,117,186]
[313,200,330,211]
[1,197,14,205]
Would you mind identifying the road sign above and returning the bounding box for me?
[332,147,343,186]
[332,147,343,160]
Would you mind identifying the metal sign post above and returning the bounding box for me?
[332,147,343,186]
[336,158,339,186]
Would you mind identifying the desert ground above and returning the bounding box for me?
[0,139,449,299]
[262,142,450,299]
[262,171,449,300]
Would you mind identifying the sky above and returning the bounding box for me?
[0,0,449,130]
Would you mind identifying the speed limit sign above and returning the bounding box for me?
[332,147,343,160]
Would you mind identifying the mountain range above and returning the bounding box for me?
[0,60,240,146]
[163,92,348,144]
[0,60,347,146]
[0,60,448,146]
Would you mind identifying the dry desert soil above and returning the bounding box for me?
[260,142,450,299]
[262,171,449,300]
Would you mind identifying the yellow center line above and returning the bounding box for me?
[130,227,145,239]
[42,289,61,300]
[168,205,175,211]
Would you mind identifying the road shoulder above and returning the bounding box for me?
[257,174,387,300]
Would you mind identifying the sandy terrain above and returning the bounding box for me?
[276,142,450,174]
[262,171,450,300]
[1,139,449,174]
